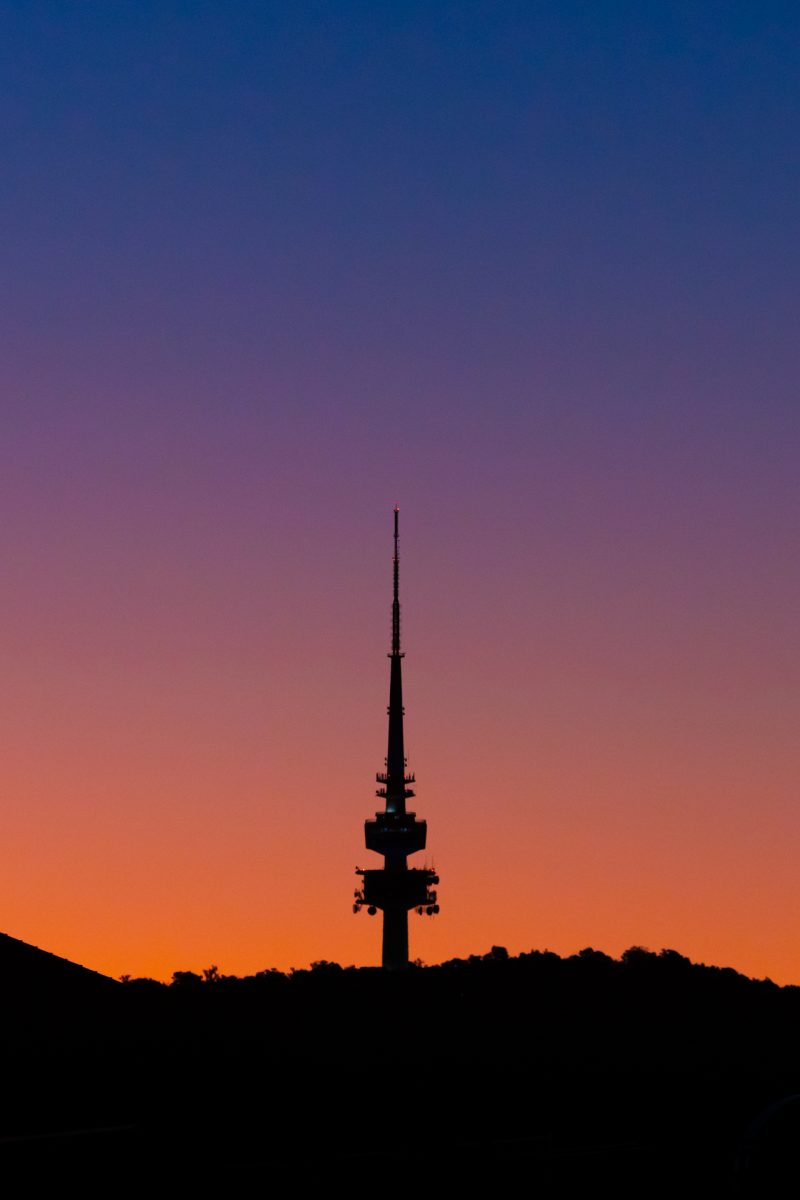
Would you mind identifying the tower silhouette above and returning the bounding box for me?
[354,508,439,969]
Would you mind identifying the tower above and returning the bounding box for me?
[354,508,439,969]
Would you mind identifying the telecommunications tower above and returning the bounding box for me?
[354,508,439,969]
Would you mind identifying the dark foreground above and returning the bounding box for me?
[2,941,799,1193]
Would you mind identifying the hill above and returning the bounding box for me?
[2,943,798,1191]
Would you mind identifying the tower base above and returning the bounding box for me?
[382,906,409,971]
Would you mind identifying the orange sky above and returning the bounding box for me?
[1,487,797,983]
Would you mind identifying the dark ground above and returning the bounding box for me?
[2,940,799,1193]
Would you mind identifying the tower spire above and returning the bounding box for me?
[354,509,440,969]
[385,507,407,813]
[392,505,401,656]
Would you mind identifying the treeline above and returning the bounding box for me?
[124,941,790,996]
[119,942,798,1072]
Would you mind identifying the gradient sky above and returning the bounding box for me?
[1,1,799,982]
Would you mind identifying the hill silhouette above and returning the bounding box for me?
[2,941,798,1191]
[0,930,116,997]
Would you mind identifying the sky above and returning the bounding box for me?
[1,1,799,982]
